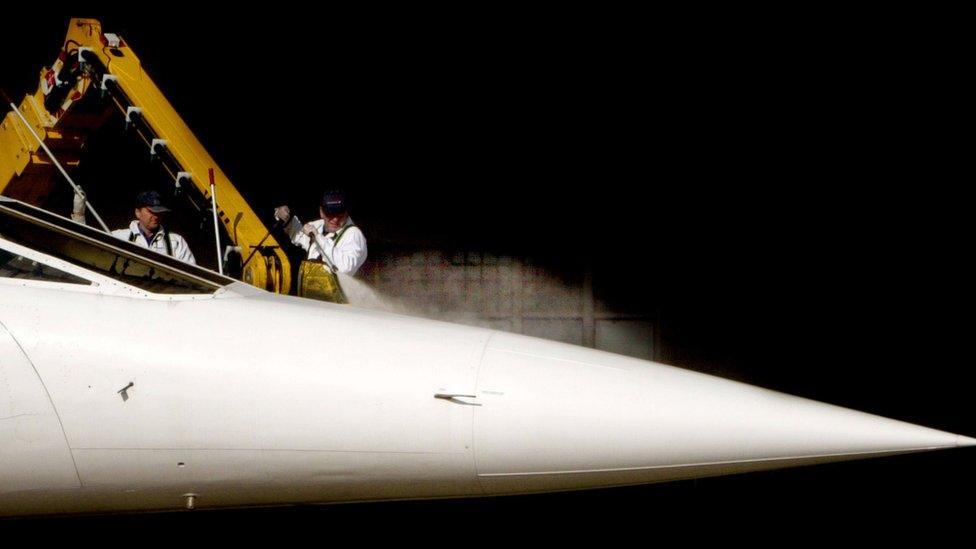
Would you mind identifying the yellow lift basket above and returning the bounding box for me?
[297,260,347,304]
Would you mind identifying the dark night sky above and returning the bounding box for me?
[1,10,972,541]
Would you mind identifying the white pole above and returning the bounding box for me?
[5,100,111,233]
[208,168,224,275]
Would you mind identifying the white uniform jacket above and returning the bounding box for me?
[284,216,367,276]
[111,220,197,265]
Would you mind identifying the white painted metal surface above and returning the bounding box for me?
[473,331,971,493]
[0,197,973,516]
[0,322,80,495]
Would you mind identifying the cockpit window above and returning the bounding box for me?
[0,248,91,285]
[0,200,227,294]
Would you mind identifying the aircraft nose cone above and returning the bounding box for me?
[473,332,972,495]
[956,435,976,447]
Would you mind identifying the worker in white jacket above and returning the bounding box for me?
[274,190,367,276]
[108,190,196,265]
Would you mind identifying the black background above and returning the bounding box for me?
[1,9,972,542]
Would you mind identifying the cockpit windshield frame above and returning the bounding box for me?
[0,197,234,295]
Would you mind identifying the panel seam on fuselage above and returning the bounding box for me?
[476,446,948,477]
[471,332,494,496]
[0,319,85,488]
[69,448,457,454]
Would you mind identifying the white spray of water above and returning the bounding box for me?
[337,273,494,328]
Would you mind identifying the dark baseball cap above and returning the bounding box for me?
[135,190,171,213]
[321,190,348,215]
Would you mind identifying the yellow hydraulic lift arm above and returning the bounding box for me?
[0,18,290,293]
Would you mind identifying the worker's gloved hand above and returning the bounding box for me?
[302,222,318,237]
[71,190,86,222]
[274,205,291,223]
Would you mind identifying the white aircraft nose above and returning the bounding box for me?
[957,435,976,447]
[473,332,971,495]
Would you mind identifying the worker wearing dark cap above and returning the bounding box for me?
[110,190,196,264]
[274,190,367,276]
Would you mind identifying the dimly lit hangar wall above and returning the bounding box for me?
[357,245,658,360]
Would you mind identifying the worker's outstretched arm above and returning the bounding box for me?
[71,190,87,224]
[282,215,311,252]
